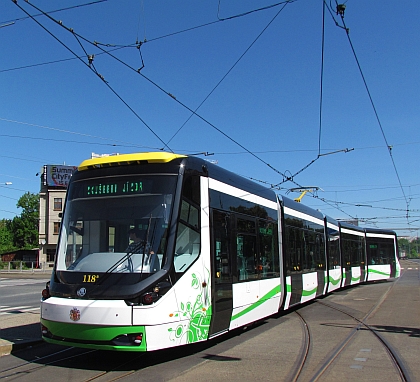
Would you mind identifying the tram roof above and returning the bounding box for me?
[78,152,187,171]
[339,220,366,233]
[186,155,278,204]
[364,227,397,236]
[280,195,324,220]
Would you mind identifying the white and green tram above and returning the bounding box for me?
[40,152,400,351]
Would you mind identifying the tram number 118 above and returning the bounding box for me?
[83,274,100,283]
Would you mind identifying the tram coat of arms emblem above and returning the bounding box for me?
[69,307,81,321]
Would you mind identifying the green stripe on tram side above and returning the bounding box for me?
[351,275,361,282]
[286,282,292,293]
[302,286,318,297]
[368,268,391,277]
[231,284,281,322]
[328,276,341,286]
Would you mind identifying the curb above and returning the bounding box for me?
[0,338,43,357]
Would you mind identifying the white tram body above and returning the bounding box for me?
[40,152,400,351]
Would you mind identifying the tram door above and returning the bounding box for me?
[209,210,233,338]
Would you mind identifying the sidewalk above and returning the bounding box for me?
[0,270,52,279]
[0,312,42,356]
[0,272,51,356]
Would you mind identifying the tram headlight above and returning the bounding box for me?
[141,292,158,305]
[41,281,50,300]
[113,332,144,346]
[132,334,143,344]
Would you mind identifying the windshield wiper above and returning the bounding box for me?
[104,241,146,274]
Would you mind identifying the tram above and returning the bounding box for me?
[40,152,400,351]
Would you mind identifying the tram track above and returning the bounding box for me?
[311,299,413,382]
[0,346,150,382]
[81,353,145,382]
[0,347,96,380]
[285,276,415,382]
[289,311,311,382]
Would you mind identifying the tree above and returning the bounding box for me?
[0,219,15,253]
[398,237,419,258]
[10,192,39,249]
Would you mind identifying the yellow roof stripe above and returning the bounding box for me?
[78,152,186,171]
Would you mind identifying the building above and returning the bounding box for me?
[38,164,76,268]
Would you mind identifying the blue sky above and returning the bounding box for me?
[1,0,419,238]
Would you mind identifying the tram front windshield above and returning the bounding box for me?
[56,175,177,277]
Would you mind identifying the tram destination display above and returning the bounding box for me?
[70,178,153,198]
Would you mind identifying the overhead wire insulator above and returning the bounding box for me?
[336,4,346,17]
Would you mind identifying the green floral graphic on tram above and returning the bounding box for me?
[168,272,212,344]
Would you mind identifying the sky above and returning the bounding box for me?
[0,0,419,238]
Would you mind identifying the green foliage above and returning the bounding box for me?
[0,219,15,253]
[398,237,420,258]
[10,192,40,250]
[0,192,40,255]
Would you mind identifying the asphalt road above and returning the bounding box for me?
[0,277,49,316]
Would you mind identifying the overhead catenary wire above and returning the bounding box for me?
[165,0,292,147]
[136,0,146,44]
[5,1,383,225]
[11,0,172,153]
[314,197,420,213]
[1,2,295,73]
[328,0,409,220]
[6,1,414,230]
[318,0,326,157]
[217,0,297,21]
[6,116,414,159]
[270,0,342,189]
[0,132,151,149]
[0,118,151,149]
[0,0,107,26]
[17,0,309,190]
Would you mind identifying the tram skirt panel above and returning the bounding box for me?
[327,267,342,293]
[230,278,281,329]
[284,276,292,310]
[367,264,391,281]
[301,272,318,303]
[351,266,362,285]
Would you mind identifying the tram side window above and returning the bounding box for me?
[182,174,200,205]
[213,210,231,281]
[65,220,84,268]
[342,235,364,266]
[236,217,278,282]
[284,225,301,274]
[327,229,340,270]
[342,238,352,266]
[380,241,394,265]
[258,220,280,278]
[358,238,365,265]
[367,238,393,265]
[284,217,325,275]
[304,227,325,271]
[174,199,200,273]
[237,234,260,281]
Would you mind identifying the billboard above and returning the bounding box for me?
[44,165,77,188]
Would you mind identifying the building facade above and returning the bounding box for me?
[38,165,76,268]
